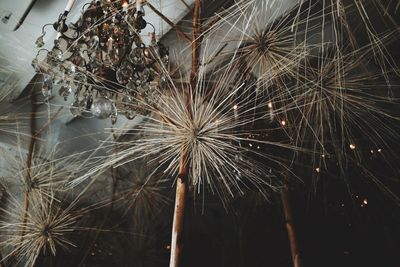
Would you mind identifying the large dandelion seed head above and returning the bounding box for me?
[293,0,400,81]
[103,63,287,200]
[205,0,308,91]
[115,159,171,223]
[286,47,400,169]
[0,194,79,267]
[0,147,77,196]
[237,21,304,86]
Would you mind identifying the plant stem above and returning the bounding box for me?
[169,1,201,266]
[281,185,303,267]
[146,2,191,42]
[169,153,189,267]
[19,82,38,241]
[78,128,118,266]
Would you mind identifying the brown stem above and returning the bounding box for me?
[19,191,30,239]
[169,2,201,266]
[19,82,38,241]
[78,128,118,267]
[0,186,6,266]
[33,106,63,138]
[0,251,4,267]
[169,152,189,267]
[146,2,191,42]
[78,175,117,266]
[281,185,303,267]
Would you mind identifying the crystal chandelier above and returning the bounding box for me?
[32,0,169,123]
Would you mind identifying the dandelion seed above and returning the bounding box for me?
[81,59,297,200]
[286,47,399,167]
[0,193,80,267]
[114,159,171,223]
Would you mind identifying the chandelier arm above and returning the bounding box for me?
[41,23,53,34]
[146,22,156,33]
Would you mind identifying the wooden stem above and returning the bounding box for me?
[169,1,201,266]
[146,2,191,43]
[169,153,189,267]
[281,185,303,267]
[78,128,118,267]
[0,186,4,266]
[19,82,38,241]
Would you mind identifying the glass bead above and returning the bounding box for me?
[35,35,45,48]
[91,97,114,119]
[70,99,85,117]
[125,110,136,120]
[74,73,87,84]
[59,84,72,100]
[42,75,53,99]
[31,58,40,72]
[128,47,144,65]
[116,62,133,85]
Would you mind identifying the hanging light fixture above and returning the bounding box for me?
[32,0,169,124]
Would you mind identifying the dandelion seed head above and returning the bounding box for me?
[103,66,287,200]
[115,159,170,223]
[0,193,79,266]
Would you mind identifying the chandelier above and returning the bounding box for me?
[32,0,169,123]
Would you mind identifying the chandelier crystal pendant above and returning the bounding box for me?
[32,0,169,124]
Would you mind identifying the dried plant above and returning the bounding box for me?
[215,1,311,90]
[0,145,86,198]
[114,159,171,223]
[284,46,400,177]
[90,58,302,201]
[293,0,400,81]
[0,193,80,267]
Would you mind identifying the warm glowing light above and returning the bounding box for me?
[363,198,368,205]
[165,244,171,251]
[233,104,238,110]
[281,120,286,126]
[349,144,356,150]
[378,148,382,152]
[122,1,129,8]
[315,167,320,173]
[267,102,273,108]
